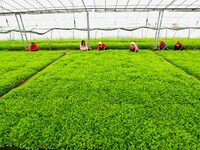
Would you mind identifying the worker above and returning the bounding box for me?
[130,41,139,52]
[97,42,106,51]
[158,41,168,50]
[29,42,39,52]
[174,41,184,51]
[80,40,88,51]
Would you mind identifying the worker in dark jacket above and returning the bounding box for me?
[158,41,168,50]
[29,42,39,52]
[174,41,184,51]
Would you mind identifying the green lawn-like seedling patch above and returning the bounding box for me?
[0,51,65,95]
[0,50,200,149]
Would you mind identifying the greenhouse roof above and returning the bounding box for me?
[0,0,200,15]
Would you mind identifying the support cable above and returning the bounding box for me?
[184,0,198,8]
[93,0,97,11]
[124,0,130,11]
[11,0,31,11]
[163,0,178,10]
[46,0,57,10]
[1,0,21,11]
[23,0,39,10]
[174,0,188,9]
[0,5,13,12]
[155,0,164,9]
[105,0,106,11]
[143,0,153,10]
[35,0,51,12]
[68,0,78,12]
[57,0,69,12]
[134,0,141,10]
[114,0,118,11]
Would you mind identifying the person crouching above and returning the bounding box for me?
[97,42,106,51]
[130,42,139,52]
[29,42,39,52]
[174,41,184,51]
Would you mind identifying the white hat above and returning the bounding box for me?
[131,42,135,45]
[99,42,102,45]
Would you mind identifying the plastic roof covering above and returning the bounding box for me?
[0,0,200,14]
[0,0,199,39]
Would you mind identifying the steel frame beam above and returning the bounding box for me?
[15,13,28,50]
[0,7,199,15]
[154,10,164,48]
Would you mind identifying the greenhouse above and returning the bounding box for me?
[0,0,200,149]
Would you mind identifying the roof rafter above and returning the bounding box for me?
[57,0,69,12]
[1,0,21,11]
[93,0,96,11]
[185,0,199,8]
[35,0,51,13]
[81,0,87,12]
[68,0,78,12]
[155,0,165,9]
[0,5,13,12]
[163,0,178,10]
[114,0,118,11]
[23,0,39,10]
[134,0,141,10]
[46,0,57,9]
[12,0,30,11]
[174,0,188,9]
[105,0,106,11]
[143,0,153,10]
[124,0,131,11]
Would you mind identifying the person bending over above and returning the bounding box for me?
[29,42,39,52]
[174,41,183,51]
[158,41,168,50]
[130,41,139,52]
[97,42,106,51]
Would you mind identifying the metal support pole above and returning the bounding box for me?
[156,10,164,45]
[86,11,90,50]
[73,13,76,39]
[15,14,26,50]
[19,14,28,43]
[154,11,161,48]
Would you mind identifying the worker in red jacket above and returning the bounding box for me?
[174,41,184,51]
[97,42,106,51]
[158,41,168,50]
[29,42,39,52]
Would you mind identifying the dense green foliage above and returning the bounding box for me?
[0,50,200,149]
[0,51,65,95]
[158,50,200,79]
[0,38,199,51]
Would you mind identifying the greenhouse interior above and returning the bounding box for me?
[0,0,200,149]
